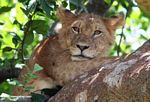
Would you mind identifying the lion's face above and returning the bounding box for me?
[69,14,113,61]
[57,8,124,61]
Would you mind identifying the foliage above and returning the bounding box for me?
[0,0,149,95]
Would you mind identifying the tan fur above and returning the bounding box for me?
[13,8,124,95]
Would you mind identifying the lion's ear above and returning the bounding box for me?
[103,14,125,30]
[56,7,77,25]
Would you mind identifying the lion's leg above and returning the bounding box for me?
[30,76,56,93]
[13,71,56,96]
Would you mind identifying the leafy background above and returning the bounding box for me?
[0,0,149,94]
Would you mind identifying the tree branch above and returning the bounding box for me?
[48,39,150,102]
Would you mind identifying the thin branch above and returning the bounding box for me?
[20,19,32,63]
[116,0,133,56]
[117,25,125,56]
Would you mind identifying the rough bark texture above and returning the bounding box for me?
[136,0,150,14]
[48,39,150,102]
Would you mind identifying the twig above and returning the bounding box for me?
[20,19,32,63]
[117,25,125,56]
[116,0,133,56]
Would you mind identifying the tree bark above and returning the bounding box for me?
[136,0,150,14]
[48,39,150,102]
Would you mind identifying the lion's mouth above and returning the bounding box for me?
[71,54,93,61]
[73,55,92,59]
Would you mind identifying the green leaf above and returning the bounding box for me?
[70,3,76,10]
[13,80,23,86]
[62,1,68,7]
[3,47,13,52]
[29,73,38,79]
[34,64,43,72]
[0,82,13,94]
[28,2,38,14]
[69,0,81,7]
[140,34,149,40]
[20,7,29,16]
[0,35,3,38]
[18,0,25,3]
[37,0,52,16]
[13,20,22,30]
[10,32,21,47]
[104,0,112,4]
[24,30,34,45]
[0,42,2,48]
[0,6,13,14]
[0,22,4,25]
[31,20,49,34]
[12,38,18,47]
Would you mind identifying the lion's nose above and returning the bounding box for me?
[76,44,89,51]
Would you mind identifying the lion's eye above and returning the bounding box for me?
[72,27,80,34]
[93,30,103,37]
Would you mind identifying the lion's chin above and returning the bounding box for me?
[71,55,93,61]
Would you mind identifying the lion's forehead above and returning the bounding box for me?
[70,16,107,36]
[71,15,105,30]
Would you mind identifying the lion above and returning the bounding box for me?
[13,8,124,95]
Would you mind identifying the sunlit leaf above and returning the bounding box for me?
[20,7,29,16]
[140,34,149,40]
[13,20,22,30]
[34,64,43,72]
[104,0,112,4]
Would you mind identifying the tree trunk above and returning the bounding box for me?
[48,39,150,102]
